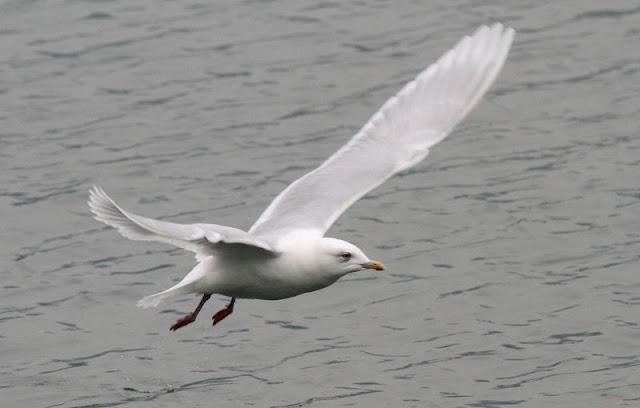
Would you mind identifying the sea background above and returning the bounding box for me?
[2,0,640,406]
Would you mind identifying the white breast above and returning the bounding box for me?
[203,235,341,300]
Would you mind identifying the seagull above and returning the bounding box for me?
[89,23,514,331]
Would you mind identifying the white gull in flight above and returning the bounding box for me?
[89,23,514,331]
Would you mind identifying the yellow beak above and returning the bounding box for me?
[361,260,385,271]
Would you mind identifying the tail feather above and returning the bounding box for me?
[137,285,191,308]
[137,257,211,308]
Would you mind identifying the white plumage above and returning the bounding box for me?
[89,23,514,329]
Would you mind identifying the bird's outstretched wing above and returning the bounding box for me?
[250,23,514,240]
[88,186,275,261]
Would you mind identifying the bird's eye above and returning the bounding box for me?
[339,252,352,261]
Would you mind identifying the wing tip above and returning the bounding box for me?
[87,185,117,220]
[473,22,515,46]
[87,185,140,239]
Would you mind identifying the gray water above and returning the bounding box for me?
[2,0,640,407]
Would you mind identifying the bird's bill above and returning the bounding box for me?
[361,260,385,271]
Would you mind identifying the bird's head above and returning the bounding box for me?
[317,237,385,277]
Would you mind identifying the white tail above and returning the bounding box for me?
[136,258,211,308]
[137,285,192,308]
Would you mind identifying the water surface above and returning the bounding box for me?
[2,0,640,406]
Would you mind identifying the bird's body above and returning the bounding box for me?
[186,236,346,301]
[89,23,515,330]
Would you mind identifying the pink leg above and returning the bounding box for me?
[212,298,235,326]
[170,294,211,331]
